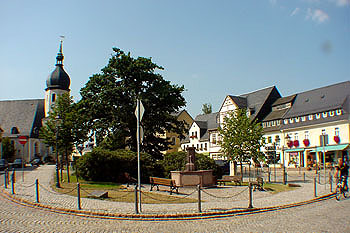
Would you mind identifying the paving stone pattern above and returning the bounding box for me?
[0,165,349,232]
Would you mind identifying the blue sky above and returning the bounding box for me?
[1,0,349,117]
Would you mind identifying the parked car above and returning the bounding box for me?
[0,159,9,170]
[30,158,43,166]
[12,158,25,168]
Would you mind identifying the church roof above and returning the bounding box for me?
[46,41,70,91]
[0,99,45,138]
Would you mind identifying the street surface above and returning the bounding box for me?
[0,184,349,232]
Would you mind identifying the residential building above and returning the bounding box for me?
[262,81,350,168]
[181,81,350,175]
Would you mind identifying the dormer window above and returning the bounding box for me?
[11,127,19,134]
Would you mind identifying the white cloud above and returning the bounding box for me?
[332,0,350,6]
[269,0,277,5]
[290,8,300,16]
[306,8,329,23]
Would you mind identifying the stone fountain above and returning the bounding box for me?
[171,147,215,187]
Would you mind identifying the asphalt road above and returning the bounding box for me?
[0,184,349,233]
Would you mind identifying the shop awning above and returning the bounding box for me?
[309,144,349,153]
[285,148,305,152]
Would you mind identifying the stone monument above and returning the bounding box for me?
[171,147,215,187]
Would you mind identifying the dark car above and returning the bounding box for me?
[0,159,9,170]
[12,158,25,168]
[30,158,43,166]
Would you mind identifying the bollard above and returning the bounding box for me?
[4,171,7,189]
[11,172,15,194]
[248,183,253,209]
[135,185,139,214]
[77,183,81,210]
[285,172,288,184]
[268,171,271,183]
[314,177,317,197]
[35,179,39,203]
[329,174,333,193]
[303,172,306,183]
[197,184,202,213]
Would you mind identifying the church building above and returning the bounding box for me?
[0,41,71,163]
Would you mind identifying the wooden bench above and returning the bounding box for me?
[251,177,264,191]
[217,175,242,186]
[149,177,178,195]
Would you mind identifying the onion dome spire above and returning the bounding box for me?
[46,40,71,91]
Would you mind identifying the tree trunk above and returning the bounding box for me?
[65,148,70,183]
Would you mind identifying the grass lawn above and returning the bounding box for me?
[52,170,197,204]
[224,182,298,194]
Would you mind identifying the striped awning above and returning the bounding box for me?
[309,144,349,153]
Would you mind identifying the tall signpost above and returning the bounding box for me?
[321,134,328,190]
[18,136,28,182]
[135,99,144,213]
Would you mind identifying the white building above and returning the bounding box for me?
[181,81,350,175]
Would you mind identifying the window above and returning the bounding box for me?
[322,129,326,135]
[335,127,339,136]
[200,144,203,150]
[211,134,217,144]
[204,143,207,150]
[11,127,19,134]
[294,133,298,140]
[52,93,56,102]
[195,131,198,138]
[304,131,309,140]
[268,136,272,143]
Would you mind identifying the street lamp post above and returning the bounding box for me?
[283,134,291,185]
[55,116,61,188]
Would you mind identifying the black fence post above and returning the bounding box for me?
[314,176,317,197]
[303,172,306,183]
[268,171,271,183]
[248,183,253,209]
[197,184,202,213]
[77,183,81,210]
[11,171,15,194]
[135,184,139,214]
[4,170,7,189]
[35,179,39,203]
[329,174,333,193]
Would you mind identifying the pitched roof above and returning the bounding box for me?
[239,86,281,121]
[0,99,45,138]
[283,81,350,118]
[272,95,296,107]
[228,96,247,109]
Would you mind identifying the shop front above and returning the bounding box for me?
[285,148,305,168]
[309,144,349,168]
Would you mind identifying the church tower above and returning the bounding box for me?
[45,40,71,117]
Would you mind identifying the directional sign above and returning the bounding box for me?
[134,100,145,121]
[18,136,28,145]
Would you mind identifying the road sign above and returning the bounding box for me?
[134,100,144,121]
[18,136,28,145]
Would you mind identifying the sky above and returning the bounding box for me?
[1,0,349,117]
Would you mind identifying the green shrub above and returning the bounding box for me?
[75,148,163,183]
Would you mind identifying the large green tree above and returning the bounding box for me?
[77,48,187,159]
[218,108,265,175]
[40,93,88,181]
[1,137,15,160]
[202,103,212,114]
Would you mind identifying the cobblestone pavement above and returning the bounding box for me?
[0,185,349,232]
[0,165,349,232]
